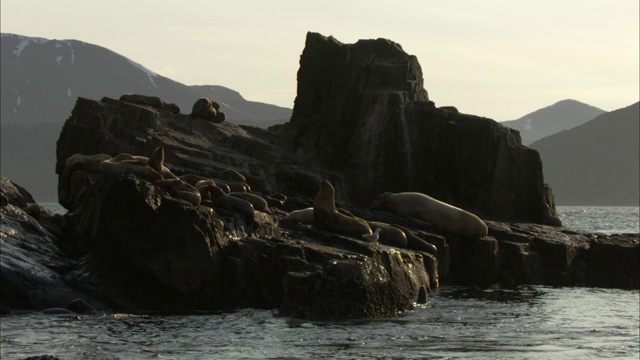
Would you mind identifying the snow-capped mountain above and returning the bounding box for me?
[1,33,292,127]
[1,33,292,202]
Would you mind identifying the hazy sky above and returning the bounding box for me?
[1,0,638,121]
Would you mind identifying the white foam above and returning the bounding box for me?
[55,55,63,65]
[68,88,72,98]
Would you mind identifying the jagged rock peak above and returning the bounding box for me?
[278,32,554,224]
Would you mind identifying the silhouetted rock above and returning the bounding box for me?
[2,33,638,320]
[275,32,556,224]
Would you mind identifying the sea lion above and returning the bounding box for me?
[190,97,218,121]
[100,147,176,180]
[366,221,408,248]
[313,179,372,237]
[229,192,268,211]
[154,179,201,206]
[285,207,315,224]
[119,93,181,114]
[99,157,163,182]
[191,177,231,194]
[215,179,250,192]
[218,169,247,183]
[195,179,225,199]
[63,153,112,176]
[206,184,255,222]
[376,192,488,237]
[395,225,439,257]
[215,110,226,122]
[180,173,208,186]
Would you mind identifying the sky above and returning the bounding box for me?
[1,0,638,121]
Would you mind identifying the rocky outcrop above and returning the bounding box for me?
[275,32,555,224]
[2,33,638,319]
[0,176,104,314]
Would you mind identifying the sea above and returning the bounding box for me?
[1,205,638,360]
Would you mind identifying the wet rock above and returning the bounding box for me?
[588,234,639,289]
[0,204,97,312]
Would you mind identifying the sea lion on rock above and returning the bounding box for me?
[63,153,112,176]
[206,184,255,222]
[99,157,163,182]
[218,169,247,183]
[229,192,268,211]
[395,225,439,257]
[154,179,201,206]
[147,146,178,179]
[376,192,488,237]
[215,179,250,192]
[191,97,224,122]
[195,179,223,199]
[180,174,208,186]
[103,147,177,180]
[119,93,181,114]
[285,207,315,224]
[313,179,372,237]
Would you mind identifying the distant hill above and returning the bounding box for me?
[0,33,292,202]
[502,99,606,145]
[530,102,639,206]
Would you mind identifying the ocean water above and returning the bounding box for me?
[1,206,638,359]
[556,206,639,234]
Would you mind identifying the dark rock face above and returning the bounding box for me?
[276,32,554,224]
[0,176,103,314]
[60,173,431,316]
[55,96,321,211]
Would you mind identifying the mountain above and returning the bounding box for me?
[0,33,292,202]
[502,99,606,145]
[530,102,639,206]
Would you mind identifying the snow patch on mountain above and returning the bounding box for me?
[8,34,49,57]
[127,59,158,89]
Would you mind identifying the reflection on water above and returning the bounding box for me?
[557,206,640,234]
[2,286,638,359]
